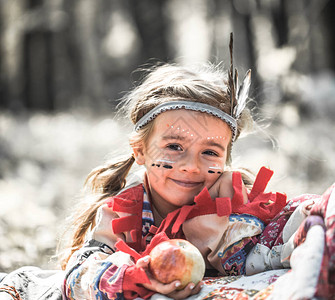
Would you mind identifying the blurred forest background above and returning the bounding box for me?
[0,0,335,272]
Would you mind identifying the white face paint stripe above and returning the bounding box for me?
[209,166,222,170]
[155,159,176,164]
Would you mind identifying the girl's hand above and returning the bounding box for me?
[209,171,248,204]
[136,255,203,299]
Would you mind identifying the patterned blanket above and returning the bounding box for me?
[153,183,335,299]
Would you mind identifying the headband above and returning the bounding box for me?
[134,101,238,141]
[134,33,251,143]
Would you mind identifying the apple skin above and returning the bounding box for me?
[149,239,206,289]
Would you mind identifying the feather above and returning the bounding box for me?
[234,68,239,97]
[228,33,236,116]
[233,69,251,118]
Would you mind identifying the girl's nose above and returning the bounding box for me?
[179,155,201,174]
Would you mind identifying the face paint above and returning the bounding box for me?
[156,159,175,164]
[152,159,175,169]
[209,166,222,170]
[168,124,195,138]
[206,136,226,142]
[208,165,223,174]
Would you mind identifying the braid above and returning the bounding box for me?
[86,155,136,194]
[60,155,135,269]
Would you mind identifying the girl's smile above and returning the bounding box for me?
[169,178,203,188]
[133,109,232,219]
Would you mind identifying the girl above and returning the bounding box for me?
[1,36,333,299]
[60,41,287,299]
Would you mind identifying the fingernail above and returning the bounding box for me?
[175,282,181,288]
[143,256,149,262]
[190,284,195,290]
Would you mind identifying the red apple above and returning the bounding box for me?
[149,239,205,289]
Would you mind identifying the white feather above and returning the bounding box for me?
[233,69,251,118]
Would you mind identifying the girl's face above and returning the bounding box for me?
[133,109,232,217]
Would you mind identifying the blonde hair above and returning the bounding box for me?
[60,63,254,269]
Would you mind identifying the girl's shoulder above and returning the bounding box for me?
[118,168,146,195]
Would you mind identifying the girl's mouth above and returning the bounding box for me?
[170,178,203,188]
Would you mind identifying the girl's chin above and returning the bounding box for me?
[166,194,198,207]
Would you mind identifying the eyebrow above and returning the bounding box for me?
[161,135,226,152]
[162,135,186,141]
[201,140,226,152]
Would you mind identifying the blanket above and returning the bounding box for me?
[152,183,335,299]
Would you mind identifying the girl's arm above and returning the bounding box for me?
[64,242,202,300]
[64,203,203,299]
[64,204,143,299]
[64,241,130,299]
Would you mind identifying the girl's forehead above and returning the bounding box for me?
[153,109,232,139]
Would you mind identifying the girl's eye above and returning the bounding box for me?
[203,150,219,157]
[167,144,183,151]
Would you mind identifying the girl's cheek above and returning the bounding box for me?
[207,162,224,175]
[151,158,176,170]
[208,167,223,175]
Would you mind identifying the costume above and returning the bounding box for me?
[1,167,334,299]
[63,167,289,299]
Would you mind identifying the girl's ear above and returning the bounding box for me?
[132,146,145,165]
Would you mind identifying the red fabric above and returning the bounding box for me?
[115,232,171,261]
[248,167,274,200]
[123,265,154,299]
[108,169,286,299]
[117,233,171,299]
[171,205,194,235]
[155,167,287,236]
[187,187,218,218]
[112,216,138,235]
[107,167,288,299]
[155,188,219,236]
[216,197,232,216]
[232,169,287,223]
[106,184,144,251]
[107,167,286,254]
[166,187,231,235]
[231,172,245,207]
[156,209,181,237]
[141,232,171,256]
[111,197,142,213]
[115,240,143,261]
[233,191,287,224]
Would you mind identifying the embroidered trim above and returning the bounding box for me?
[142,189,154,236]
[85,239,115,254]
[0,285,22,300]
[135,101,238,141]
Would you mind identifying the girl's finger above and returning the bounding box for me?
[136,255,150,269]
[167,281,203,300]
[190,281,204,295]
[149,280,181,295]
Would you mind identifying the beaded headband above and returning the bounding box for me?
[135,100,238,140]
[134,33,251,142]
